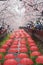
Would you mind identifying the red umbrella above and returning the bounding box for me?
[36,56,43,64]
[17,53,28,58]
[0,54,2,60]
[20,45,26,48]
[21,38,25,41]
[29,43,36,47]
[20,46,27,48]
[0,48,6,53]
[13,40,18,45]
[30,46,38,51]
[10,45,18,48]
[31,51,41,56]
[19,31,23,34]
[5,54,15,59]
[25,34,30,38]
[20,35,25,38]
[4,59,17,65]
[7,39,13,43]
[6,42,11,46]
[20,48,28,53]
[28,40,34,43]
[2,45,8,49]
[20,40,26,44]
[5,39,13,46]
[8,49,18,53]
[15,35,19,38]
[19,58,34,65]
[19,29,24,32]
[28,38,34,43]
[20,43,26,45]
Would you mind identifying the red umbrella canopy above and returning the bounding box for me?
[36,56,43,64]
[0,54,2,60]
[0,48,6,53]
[15,35,20,38]
[7,39,13,43]
[2,45,8,49]
[29,43,36,47]
[10,45,18,48]
[5,39,13,46]
[6,42,11,46]
[20,29,24,32]
[27,38,34,43]
[20,40,26,44]
[31,51,41,56]
[30,46,38,51]
[20,44,26,48]
[20,44,26,47]
[21,38,25,41]
[13,40,18,45]
[8,49,18,53]
[20,58,34,65]
[5,54,15,59]
[17,53,29,58]
[25,34,30,38]
[20,34,25,38]
[4,59,17,65]
[20,48,28,53]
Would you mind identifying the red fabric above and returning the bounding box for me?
[20,58,34,65]
[17,53,28,58]
[8,49,18,53]
[2,45,8,49]
[36,56,43,64]
[20,48,28,52]
[4,59,17,65]
[10,45,18,48]
[30,46,38,51]
[5,54,15,59]
[31,51,41,56]
[0,48,6,53]
[29,43,36,47]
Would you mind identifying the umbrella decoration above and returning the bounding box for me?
[13,40,19,45]
[0,49,6,53]
[2,45,8,49]
[17,53,29,58]
[10,45,18,48]
[8,49,18,53]
[4,59,17,65]
[19,58,34,65]
[36,56,43,64]
[5,54,15,59]
[30,46,38,51]
[20,48,28,53]
[29,43,36,47]
[31,51,41,56]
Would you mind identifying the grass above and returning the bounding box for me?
[0,34,10,47]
